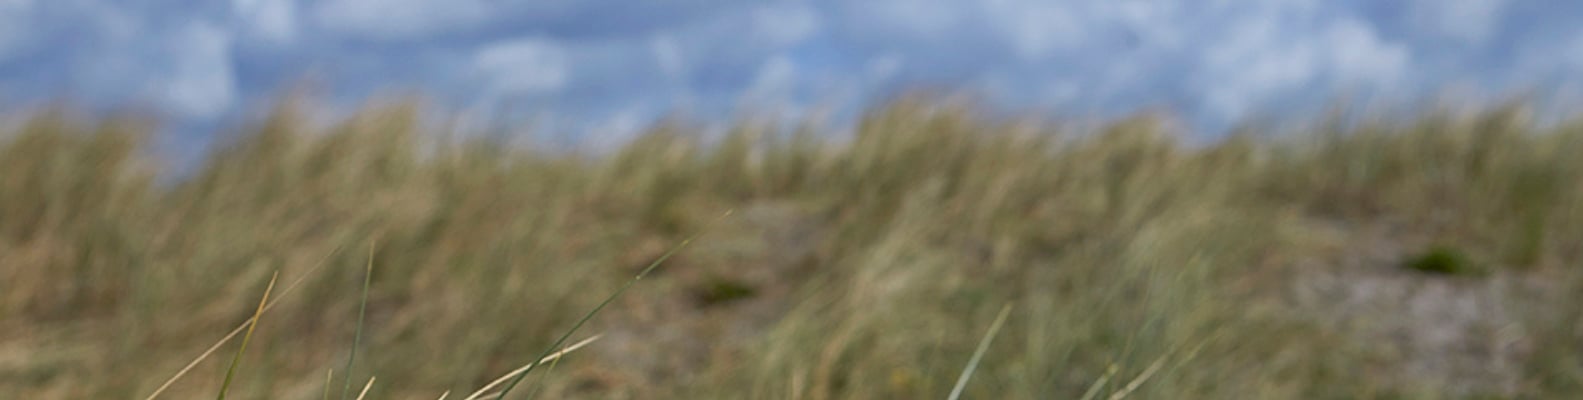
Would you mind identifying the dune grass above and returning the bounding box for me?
[947,303,1012,400]
[340,242,374,400]
[2,94,1583,398]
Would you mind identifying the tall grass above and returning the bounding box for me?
[2,95,1582,398]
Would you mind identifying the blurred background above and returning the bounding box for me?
[3,1,1583,399]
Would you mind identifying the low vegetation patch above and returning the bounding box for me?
[1403,245,1480,276]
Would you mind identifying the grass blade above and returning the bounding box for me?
[1107,351,1169,400]
[436,390,451,400]
[947,303,1013,400]
[324,369,334,400]
[354,376,376,400]
[462,334,602,400]
[1077,364,1120,400]
[215,271,279,400]
[491,210,733,400]
[342,241,376,400]
[520,339,568,400]
[1103,328,1221,400]
[144,246,342,400]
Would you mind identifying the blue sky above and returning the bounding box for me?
[2,0,1581,149]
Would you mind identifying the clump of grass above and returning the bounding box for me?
[693,275,758,306]
[1403,245,1479,276]
[489,210,732,400]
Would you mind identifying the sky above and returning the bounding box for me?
[2,0,1582,150]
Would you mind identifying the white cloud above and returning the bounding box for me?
[982,0,1085,60]
[1569,34,1583,68]
[585,104,657,151]
[746,54,797,99]
[752,3,822,46]
[0,0,35,62]
[473,38,570,95]
[1043,80,1083,105]
[1,0,1562,137]
[313,0,492,39]
[866,54,904,80]
[1109,1,1188,50]
[1325,18,1409,84]
[1201,18,1309,117]
[1506,28,1583,84]
[1411,0,1506,44]
[151,23,238,118]
[1199,17,1408,120]
[651,35,687,82]
[846,0,964,41]
[76,0,142,40]
[233,0,298,44]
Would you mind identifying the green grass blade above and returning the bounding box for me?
[461,335,602,400]
[144,246,342,400]
[1078,364,1120,400]
[1107,351,1169,400]
[216,271,279,400]
[947,303,1013,400]
[492,210,734,400]
[342,241,376,400]
[520,348,563,400]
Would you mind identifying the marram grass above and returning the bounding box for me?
[2,95,1583,398]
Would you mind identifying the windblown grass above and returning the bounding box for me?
[947,303,1012,400]
[2,94,1582,398]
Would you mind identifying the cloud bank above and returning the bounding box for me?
[0,0,1578,142]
